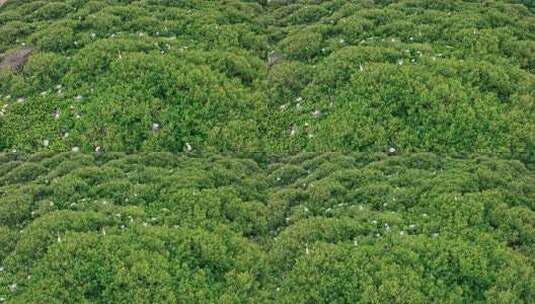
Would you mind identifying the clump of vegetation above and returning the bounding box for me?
[0,152,534,302]
[0,0,268,153]
[0,0,533,160]
[262,0,535,160]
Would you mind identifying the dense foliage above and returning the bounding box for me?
[0,0,534,159]
[0,152,534,303]
[1,0,534,303]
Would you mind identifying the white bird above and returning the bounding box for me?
[289,126,296,136]
[43,139,49,147]
[312,110,321,118]
[72,146,80,153]
[185,143,192,152]
[8,283,17,293]
[152,123,160,130]
[74,95,82,101]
